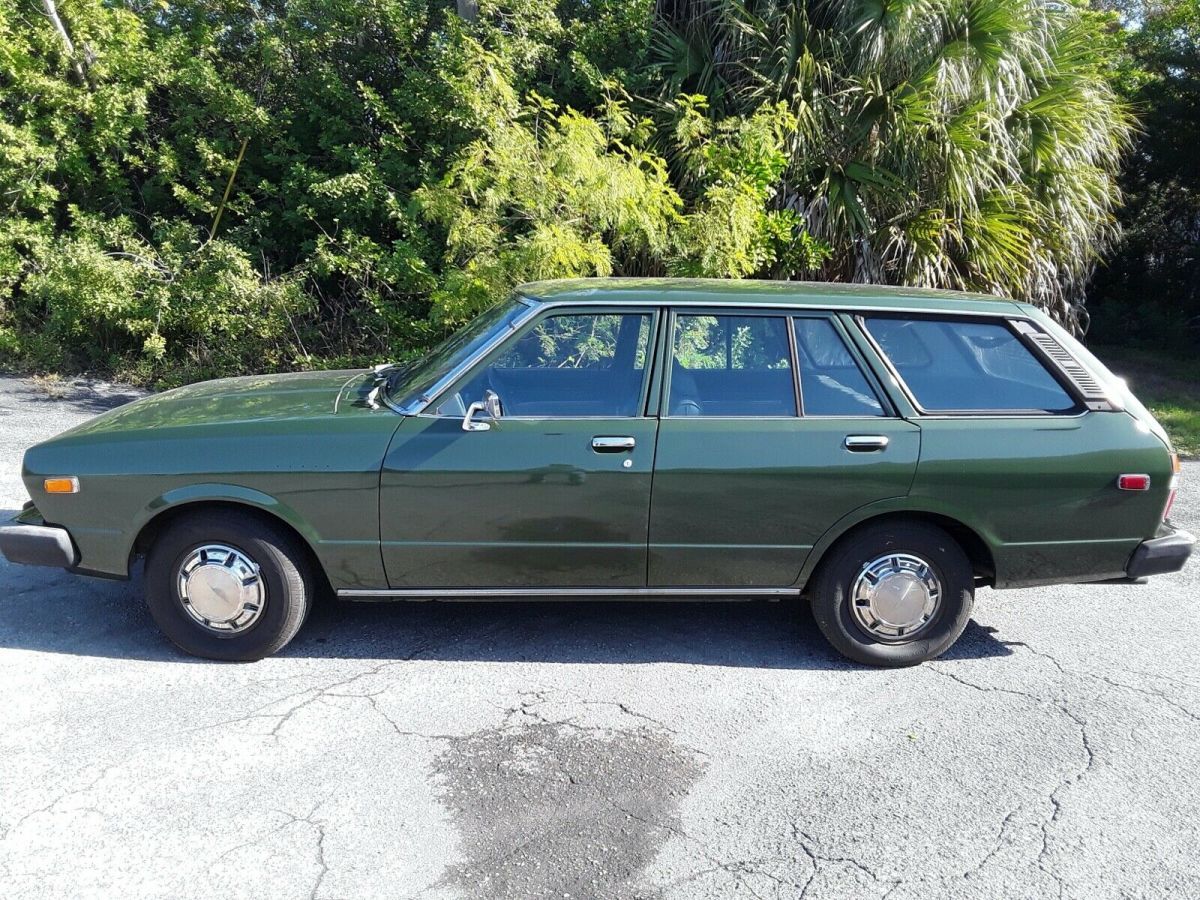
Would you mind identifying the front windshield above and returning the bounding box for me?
[387,297,531,410]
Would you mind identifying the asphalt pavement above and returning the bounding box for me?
[0,374,1197,899]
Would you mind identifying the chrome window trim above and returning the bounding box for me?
[659,307,895,420]
[658,416,894,422]
[397,296,1033,418]
[418,414,662,422]
[851,313,1087,419]
[417,303,660,419]
[393,296,542,415]
[792,313,893,419]
[518,294,1025,318]
[663,307,799,420]
[897,411,1090,421]
[786,312,805,415]
[660,416,806,422]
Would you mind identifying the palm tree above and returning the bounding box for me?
[653,0,1131,329]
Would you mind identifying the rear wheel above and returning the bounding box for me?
[144,510,313,661]
[808,521,974,667]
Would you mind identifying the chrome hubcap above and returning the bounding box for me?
[850,553,941,642]
[177,544,265,634]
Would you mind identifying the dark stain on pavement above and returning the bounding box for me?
[434,717,703,898]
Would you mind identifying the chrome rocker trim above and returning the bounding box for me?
[338,586,800,600]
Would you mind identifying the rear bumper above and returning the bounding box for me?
[0,518,78,569]
[1126,527,1195,578]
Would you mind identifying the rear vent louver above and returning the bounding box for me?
[1012,321,1117,411]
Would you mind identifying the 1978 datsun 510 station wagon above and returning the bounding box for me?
[1,279,1193,665]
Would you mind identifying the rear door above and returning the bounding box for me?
[648,309,920,587]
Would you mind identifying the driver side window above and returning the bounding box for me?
[444,311,652,418]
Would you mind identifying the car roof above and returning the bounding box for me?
[516,278,1033,317]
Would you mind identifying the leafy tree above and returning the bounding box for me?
[0,0,671,380]
[418,89,829,324]
[667,94,830,279]
[1087,0,1200,353]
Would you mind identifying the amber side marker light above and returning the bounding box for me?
[1164,453,1182,520]
[43,477,79,494]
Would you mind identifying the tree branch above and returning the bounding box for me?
[41,0,85,81]
[209,136,250,242]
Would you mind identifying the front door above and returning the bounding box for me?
[380,308,660,588]
[648,311,921,586]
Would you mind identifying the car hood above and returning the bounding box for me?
[52,369,380,439]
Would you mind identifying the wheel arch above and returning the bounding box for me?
[130,487,325,582]
[797,507,997,592]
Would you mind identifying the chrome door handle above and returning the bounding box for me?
[592,436,636,452]
[844,435,889,452]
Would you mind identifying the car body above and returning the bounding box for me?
[1,278,1193,664]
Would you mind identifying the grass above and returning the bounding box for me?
[27,372,69,400]
[1091,345,1200,458]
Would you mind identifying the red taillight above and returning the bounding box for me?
[1118,474,1151,491]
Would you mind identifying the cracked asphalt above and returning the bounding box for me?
[1,375,1198,899]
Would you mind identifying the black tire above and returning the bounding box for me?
[144,509,313,661]
[808,521,974,667]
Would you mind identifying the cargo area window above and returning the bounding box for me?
[668,314,796,417]
[863,316,1077,413]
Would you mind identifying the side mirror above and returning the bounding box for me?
[484,389,503,419]
[462,389,502,432]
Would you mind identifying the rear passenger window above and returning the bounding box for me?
[793,319,884,416]
[864,317,1076,413]
[669,315,796,417]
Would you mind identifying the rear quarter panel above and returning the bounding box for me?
[910,412,1173,586]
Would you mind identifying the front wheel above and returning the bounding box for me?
[144,510,313,661]
[808,521,974,667]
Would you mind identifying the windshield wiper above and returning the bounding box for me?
[365,363,397,410]
[364,358,428,410]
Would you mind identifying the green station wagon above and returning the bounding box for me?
[1,279,1193,665]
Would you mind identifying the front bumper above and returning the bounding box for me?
[0,508,78,569]
[1126,526,1195,578]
